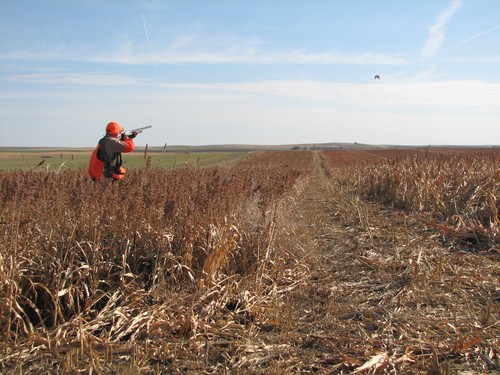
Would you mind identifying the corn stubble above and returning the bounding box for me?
[0,151,312,373]
[355,150,498,250]
[1,148,498,373]
[318,148,498,374]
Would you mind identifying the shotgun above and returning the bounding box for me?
[121,125,152,139]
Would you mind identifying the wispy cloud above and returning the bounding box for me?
[156,80,500,109]
[422,0,463,58]
[88,50,406,66]
[5,72,499,110]
[2,35,406,66]
[141,12,151,47]
[4,72,149,86]
[408,65,438,82]
[3,77,498,147]
[459,24,500,45]
[2,45,407,66]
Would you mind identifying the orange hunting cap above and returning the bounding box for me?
[106,122,124,135]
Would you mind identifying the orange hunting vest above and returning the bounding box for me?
[88,139,129,180]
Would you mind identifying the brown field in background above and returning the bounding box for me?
[0,148,498,374]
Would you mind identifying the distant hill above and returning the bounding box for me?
[144,143,415,153]
[144,142,497,153]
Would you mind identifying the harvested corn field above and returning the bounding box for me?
[0,148,498,374]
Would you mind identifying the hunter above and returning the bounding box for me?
[88,121,138,181]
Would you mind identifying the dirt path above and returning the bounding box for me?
[255,151,499,373]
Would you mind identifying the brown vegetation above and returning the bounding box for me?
[0,149,498,373]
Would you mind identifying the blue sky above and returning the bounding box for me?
[0,0,499,147]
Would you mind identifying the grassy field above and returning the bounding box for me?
[0,148,249,171]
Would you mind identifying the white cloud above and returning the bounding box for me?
[153,80,500,110]
[459,24,500,45]
[4,72,499,111]
[422,0,463,58]
[3,72,150,86]
[2,37,406,66]
[2,78,499,147]
[408,65,438,82]
[88,50,406,66]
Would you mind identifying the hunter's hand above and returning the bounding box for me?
[128,131,138,139]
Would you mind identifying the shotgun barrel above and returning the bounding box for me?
[122,125,152,137]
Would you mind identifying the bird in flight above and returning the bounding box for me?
[374,75,380,80]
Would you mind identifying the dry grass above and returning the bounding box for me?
[331,149,499,251]
[1,148,498,373]
[311,149,499,373]
[0,151,313,373]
